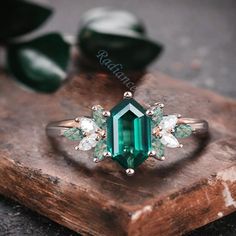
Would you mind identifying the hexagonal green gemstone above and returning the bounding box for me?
[92,105,106,129]
[63,128,83,141]
[107,98,151,169]
[94,139,107,161]
[174,124,192,138]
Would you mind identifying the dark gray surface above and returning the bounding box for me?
[42,0,236,98]
[0,0,236,235]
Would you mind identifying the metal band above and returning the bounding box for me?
[46,118,208,137]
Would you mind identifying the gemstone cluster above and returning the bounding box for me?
[63,92,192,175]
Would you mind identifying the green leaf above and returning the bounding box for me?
[0,0,53,42]
[7,33,70,93]
[77,7,163,70]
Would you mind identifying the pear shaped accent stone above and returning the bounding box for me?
[159,115,178,131]
[94,139,107,161]
[63,128,83,141]
[92,105,106,129]
[160,132,179,148]
[78,133,98,151]
[79,117,98,134]
[174,124,192,138]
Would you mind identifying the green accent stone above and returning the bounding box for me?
[174,124,192,138]
[151,137,164,158]
[107,98,151,169]
[94,139,107,161]
[63,128,83,141]
[92,105,106,129]
[151,106,163,125]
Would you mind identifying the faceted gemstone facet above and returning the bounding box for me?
[92,105,106,129]
[79,117,98,134]
[159,115,178,131]
[160,132,179,148]
[78,133,99,151]
[107,98,151,169]
[174,124,192,138]
[63,127,83,141]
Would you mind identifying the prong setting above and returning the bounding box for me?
[159,103,164,108]
[75,117,80,122]
[148,150,156,158]
[92,105,98,111]
[96,129,106,139]
[126,168,135,176]
[146,109,154,117]
[102,110,111,117]
[123,91,133,99]
[103,151,112,158]
[156,156,166,161]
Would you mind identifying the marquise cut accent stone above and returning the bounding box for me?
[92,105,106,129]
[160,132,179,148]
[159,115,178,130]
[79,117,98,134]
[94,139,107,161]
[63,128,83,141]
[107,98,151,169]
[151,105,163,125]
[151,137,164,158]
[174,124,192,138]
[78,133,98,151]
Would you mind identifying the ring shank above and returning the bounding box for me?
[46,118,208,137]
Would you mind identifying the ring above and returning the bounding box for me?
[46,91,208,176]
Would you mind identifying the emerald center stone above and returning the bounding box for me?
[107,98,151,169]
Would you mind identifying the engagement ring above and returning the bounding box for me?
[46,92,208,176]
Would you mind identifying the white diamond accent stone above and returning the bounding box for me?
[78,133,98,151]
[159,115,178,131]
[160,132,179,148]
[79,117,98,134]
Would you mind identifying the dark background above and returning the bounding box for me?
[0,0,236,235]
